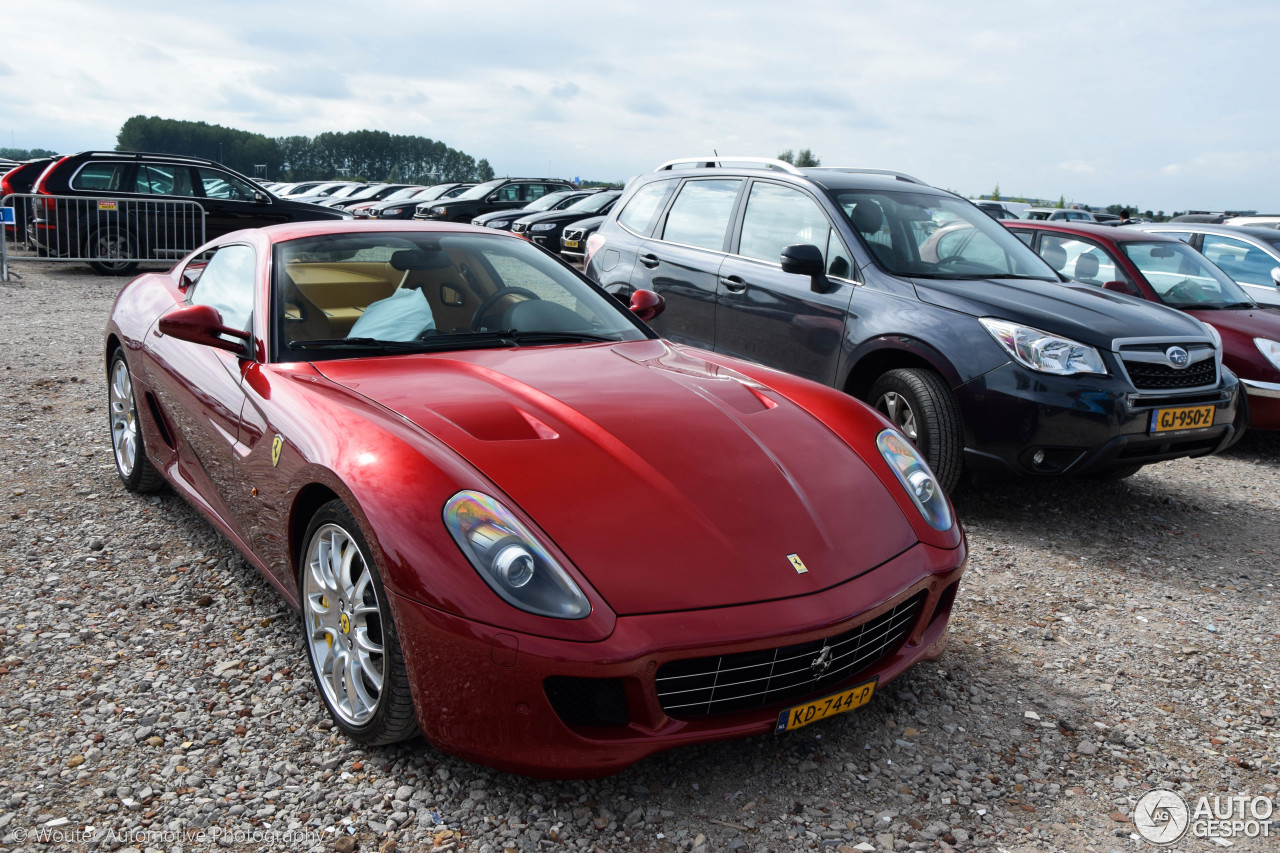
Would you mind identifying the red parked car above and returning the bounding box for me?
[105,221,966,777]
[1006,220,1280,430]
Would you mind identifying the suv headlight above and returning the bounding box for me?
[444,491,590,619]
[429,206,447,216]
[381,208,401,216]
[979,318,1106,375]
[1256,337,1280,371]
[876,430,952,531]
[530,223,556,231]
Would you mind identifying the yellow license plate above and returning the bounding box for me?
[563,239,580,248]
[1150,404,1215,433]
[775,679,877,733]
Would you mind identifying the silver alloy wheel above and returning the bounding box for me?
[109,359,139,477]
[303,523,385,727]
[876,391,918,441]
[94,231,130,270]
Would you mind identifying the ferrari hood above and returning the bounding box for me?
[314,340,917,615]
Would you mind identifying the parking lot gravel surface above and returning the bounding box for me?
[1,262,1277,852]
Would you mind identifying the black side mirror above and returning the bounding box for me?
[253,191,268,204]
[780,244,832,293]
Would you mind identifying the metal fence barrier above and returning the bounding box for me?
[1,193,206,280]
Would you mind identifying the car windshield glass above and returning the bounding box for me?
[454,179,506,201]
[1120,241,1254,308]
[566,192,618,213]
[381,187,423,202]
[832,190,1056,280]
[274,232,649,361]
[326,184,366,199]
[525,191,577,211]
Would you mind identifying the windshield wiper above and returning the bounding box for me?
[287,337,441,351]
[504,330,619,344]
[287,334,517,352]
[985,274,1056,281]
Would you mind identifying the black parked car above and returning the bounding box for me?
[1,156,56,244]
[28,151,346,274]
[368,183,475,220]
[585,157,1243,489]
[561,214,610,262]
[512,190,622,252]
[470,189,596,231]
[413,177,575,223]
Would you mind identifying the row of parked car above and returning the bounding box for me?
[577,157,1280,490]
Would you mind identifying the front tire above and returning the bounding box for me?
[301,500,418,746]
[868,368,964,493]
[87,226,138,276]
[107,350,164,492]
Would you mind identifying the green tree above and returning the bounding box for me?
[991,184,1001,201]
[476,159,495,181]
[794,148,821,167]
[777,149,794,165]
[1056,195,1065,209]
[0,147,58,160]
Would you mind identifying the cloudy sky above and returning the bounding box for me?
[4,1,1277,213]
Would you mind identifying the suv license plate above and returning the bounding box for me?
[775,679,877,733]
[563,239,579,248]
[1150,404,1215,433]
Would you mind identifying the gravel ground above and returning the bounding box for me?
[0,261,1277,853]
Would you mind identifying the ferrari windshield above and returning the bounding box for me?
[274,231,649,360]
[1120,241,1255,309]
[832,190,1056,280]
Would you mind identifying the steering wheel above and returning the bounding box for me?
[470,286,540,330]
[1168,279,1211,303]
[934,254,971,271]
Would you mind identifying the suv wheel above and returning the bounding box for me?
[87,226,139,276]
[868,368,963,492]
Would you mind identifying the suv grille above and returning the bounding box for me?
[511,222,527,233]
[655,593,923,718]
[564,228,585,241]
[1119,343,1217,391]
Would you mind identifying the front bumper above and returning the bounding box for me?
[388,540,965,778]
[1241,379,1280,429]
[956,361,1241,477]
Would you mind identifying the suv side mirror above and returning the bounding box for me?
[253,191,268,204]
[158,304,251,355]
[780,244,833,293]
[1271,266,1280,287]
[487,194,500,203]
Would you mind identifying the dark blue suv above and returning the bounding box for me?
[585,157,1243,490]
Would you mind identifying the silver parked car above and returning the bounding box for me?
[1125,222,1280,306]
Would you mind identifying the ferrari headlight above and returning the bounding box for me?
[979,318,1106,375]
[530,223,556,231]
[444,491,590,619]
[876,429,953,531]
[1256,337,1280,371]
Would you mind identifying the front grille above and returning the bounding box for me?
[1119,343,1217,391]
[1123,358,1217,390]
[564,228,585,241]
[656,593,924,719]
[511,222,527,233]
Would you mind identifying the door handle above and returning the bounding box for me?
[639,253,659,269]
[720,275,747,293]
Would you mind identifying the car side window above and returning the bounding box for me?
[522,184,547,201]
[195,168,258,201]
[135,165,196,197]
[1013,230,1034,247]
[617,180,676,236]
[826,229,854,279]
[494,184,521,202]
[661,179,742,252]
[189,244,256,331]
[1202,235,1275,285]
[72,163,129,192]
[738,182,836,270]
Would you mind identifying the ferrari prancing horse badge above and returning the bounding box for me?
[271,434,283,467]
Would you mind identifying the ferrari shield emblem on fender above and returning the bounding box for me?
[788,554,808,574]
[271,434,283,467]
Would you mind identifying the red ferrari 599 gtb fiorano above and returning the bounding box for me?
[105,221,966,776]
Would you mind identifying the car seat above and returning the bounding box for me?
[1074,252,1101,284]
[1040,244,1068,272]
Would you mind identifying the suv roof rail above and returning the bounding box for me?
[805,167,928,186]
[78,150,219,166]
[654,157,804,175]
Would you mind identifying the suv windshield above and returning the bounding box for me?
[454,179,507,201]
[525,191,579,212]
[566,192,618,213]
[833,190,1056,280]
[275,232,648,360]
[1120,241,1254,309]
